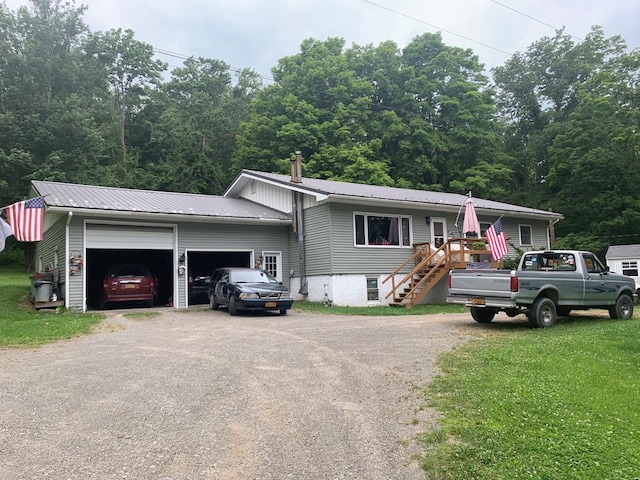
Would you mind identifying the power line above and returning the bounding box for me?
[488,0,584,41]
[153,48,276,84]
[360,0,513,56]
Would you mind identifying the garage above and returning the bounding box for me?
[186,250,251,305]
[85,224,175,309]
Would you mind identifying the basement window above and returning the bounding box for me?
[367,277,379,301]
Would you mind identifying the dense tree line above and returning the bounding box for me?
[1,0,639,256]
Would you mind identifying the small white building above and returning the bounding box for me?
[606,244,640,299]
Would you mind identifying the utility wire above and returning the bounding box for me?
[360,0,513,56]
[488,0,584,41]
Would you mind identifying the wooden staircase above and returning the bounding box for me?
[382,239,501,307]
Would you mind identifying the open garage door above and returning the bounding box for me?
[186,251,251,305]
[85,224,175,310]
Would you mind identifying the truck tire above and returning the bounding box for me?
[608,294,634,320]
[528,297,557,328]
[471,307,496,323]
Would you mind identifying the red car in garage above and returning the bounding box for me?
[101,264,157,309]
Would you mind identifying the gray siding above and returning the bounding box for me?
[67,215,85,310]
[302,204,333,276]
[35,214,67,298]
[178,222,291,307]
[327,203,434,275]
[300,202,550,277]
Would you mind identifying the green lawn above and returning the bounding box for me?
[421,314,640,479]
[0,267,103,346]
[293,301,467,316]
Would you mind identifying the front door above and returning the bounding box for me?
[430,218,447,248]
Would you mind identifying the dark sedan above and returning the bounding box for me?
[208,267,293,315]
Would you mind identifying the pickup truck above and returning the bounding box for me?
[447,250,636,328]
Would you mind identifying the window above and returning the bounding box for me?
[480,222,492,237]
[622,261,638,277]
[582,253,606,273]
[354,213,412,247]
[521,252,576,271]
[367,277,379,301]
[519,225,532,245]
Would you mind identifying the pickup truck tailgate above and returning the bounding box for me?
[448,269,514,297]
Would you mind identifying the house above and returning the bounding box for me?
[606,245,640,296]
[29,159,563,311]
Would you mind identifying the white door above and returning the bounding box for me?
[430,218,447,248]
[262,251,283,282]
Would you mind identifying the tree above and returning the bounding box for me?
[233,34,506,193]
[492,26,628,207]
[149,58,261,194]
[83,28,167,181]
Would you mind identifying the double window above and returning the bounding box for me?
[354,213,411,247]
[622,261,638,277]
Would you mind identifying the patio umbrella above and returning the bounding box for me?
[463,196,481,238]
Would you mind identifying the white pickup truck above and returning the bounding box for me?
[447,250,637,328]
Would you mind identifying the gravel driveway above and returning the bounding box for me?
[0,308,483,480]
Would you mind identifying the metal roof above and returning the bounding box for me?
[226,170,563,220]
[606,244,640,259]
[32,180,291,222]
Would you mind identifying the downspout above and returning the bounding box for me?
[65,211,73,311]
[291,151,308,295]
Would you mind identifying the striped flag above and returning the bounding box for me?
[486,218,509,261]
[5,196,45,242]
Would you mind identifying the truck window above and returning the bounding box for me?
[582,254,605,274]
[522,253,576,271]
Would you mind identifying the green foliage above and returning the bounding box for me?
[423,317,640,479]
[0,266,103,346]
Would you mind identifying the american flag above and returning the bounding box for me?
[486,218,509,261]
[5,196,45,242]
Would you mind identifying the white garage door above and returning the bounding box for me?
[86,224,174,250]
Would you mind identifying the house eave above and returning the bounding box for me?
[45,206,292,225]
[320,195,563,221]
[225,173,329,201]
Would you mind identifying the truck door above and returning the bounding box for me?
[581,253,617,305]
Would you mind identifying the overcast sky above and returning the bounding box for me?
[4,0,639,81]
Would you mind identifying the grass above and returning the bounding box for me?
[0,266,104,346]
[421,314,640,479]
[293,301,467,316]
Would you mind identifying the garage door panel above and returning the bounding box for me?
[86,224,174,250]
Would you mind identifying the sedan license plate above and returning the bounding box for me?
[471,297,485,305]
[265,301,277,308]
[124,284,137,289]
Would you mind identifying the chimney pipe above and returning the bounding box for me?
[290,150,302,183]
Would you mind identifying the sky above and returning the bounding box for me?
[4,0,640,81]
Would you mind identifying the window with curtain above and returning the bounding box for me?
[354,213,412,247]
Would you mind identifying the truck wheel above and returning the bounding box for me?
[471,307,496,323]
[608,294,634,320]
[529,297,557,328]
